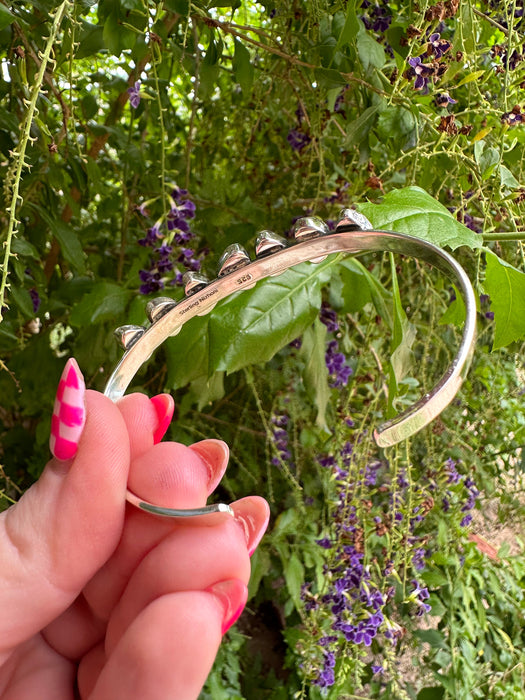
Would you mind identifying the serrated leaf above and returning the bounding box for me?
[485,251,525,349]
[208,259,334,375]
[358,186,482,250]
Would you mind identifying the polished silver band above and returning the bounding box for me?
[105,214,477,519]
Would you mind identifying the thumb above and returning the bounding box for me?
[0,359,130,657]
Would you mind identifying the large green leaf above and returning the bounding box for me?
[208,259,334,374]
[165,259,335,388]
[485,251,525,349]
[358,186,482,250]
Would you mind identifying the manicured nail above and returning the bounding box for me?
[188,439,229,494]
[206,579,248,634]
[49,358,86,461]
[150,394,174,444]
[230,496,270,556]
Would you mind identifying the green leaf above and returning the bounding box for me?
[499,164,520,189]
[283,553,305,611]
[342,104,380,148]
[208,259,334,375]
[300,320,330,431]
[165,314,210,390]
[413,629,448,650]
[233,39,254,95]
[164,0,190,12]
[11,238,39,259]
[358,186,482,250]
[377,105,416,140]
[417,688,445,700]
[0,5,15,31]
[103,12,122,57]
[69,283,133,326]
[335,0,360,50]
[313,67,348,91]
[331,258,372,312]
[388,255,416,413]
[32,205,86,273]
[439,285,466,326]
[9,286,35,318]
[356,25,386,71]
[485,251,525,349]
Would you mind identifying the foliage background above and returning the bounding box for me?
[0,0,524,698]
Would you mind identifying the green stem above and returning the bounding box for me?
[483,231,525,241]
[0,0,71,322]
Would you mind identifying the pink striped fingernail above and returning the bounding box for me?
[49,358,86,461]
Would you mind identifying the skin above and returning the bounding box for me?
[0,391,269,699]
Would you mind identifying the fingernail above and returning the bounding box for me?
[150,394,174,444]
[206,579,248,634]
[230,497,270,556]
[49,358,86,461]
[188,439,229,494]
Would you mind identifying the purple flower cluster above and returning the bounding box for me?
[325,340,353,388]
[270,414,293,467]
[480,293,494,320]
[410,579,431,617]
[406,30,452,95]
[312,545,386,687]
[137,185,202,294]
[361,0,392,34]
[440,458,479,528]
[287,128,311,152]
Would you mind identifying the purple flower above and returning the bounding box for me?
[407,56,434,93]
[29,288,41,313]
[127,80,141,108]
[435,92,457,108]
[287,128,311,152]
[460,514,473,527]
[428,32,451,59]
[319,302,339,332]
[371,664,384,674]
[325,340,353,388]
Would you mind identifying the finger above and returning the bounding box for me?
[0,363,130,655]
[86,584,247,700]
[116,392,174,459]
[103,503,257,654]
[82,439,230,622]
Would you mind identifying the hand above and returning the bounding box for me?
[0,359,269,699]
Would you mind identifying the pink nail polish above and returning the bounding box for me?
[150,394,174,444]
[231,497,270,556]
[188,439,229,494]
[49,358,86,461]
[206,579,248,634]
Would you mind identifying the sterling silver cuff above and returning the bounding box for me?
[104,210,477,519]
